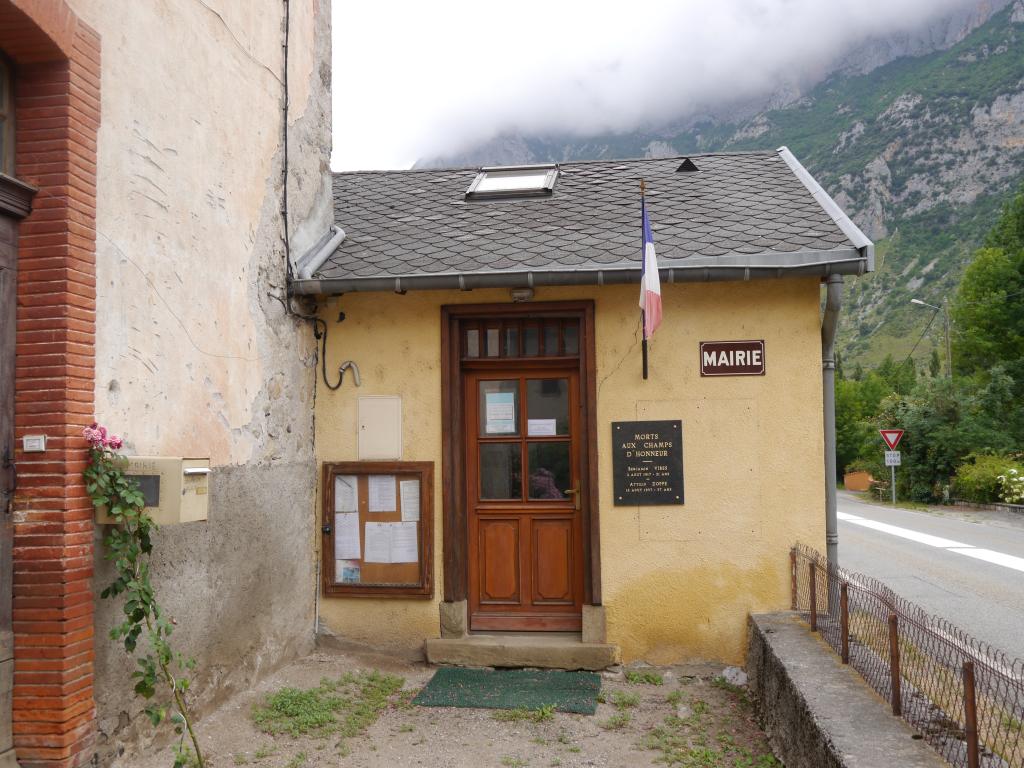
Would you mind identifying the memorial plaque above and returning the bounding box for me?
[612,420,684,506]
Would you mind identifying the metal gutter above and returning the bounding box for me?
[821,275,843,574]
[295,225,346,280]
[292,248,868,295]
[776,146,875,272]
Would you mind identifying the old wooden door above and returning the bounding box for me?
[465,362,585,631]
[1,208,17,766]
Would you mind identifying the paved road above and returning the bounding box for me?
[837,491,1024,661]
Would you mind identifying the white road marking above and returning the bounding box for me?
[838,510,1024,574]
[947,547,1024,574]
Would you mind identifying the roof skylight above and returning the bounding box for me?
[465,164,558,200]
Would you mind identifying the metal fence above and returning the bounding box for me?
[791,543,1024,768]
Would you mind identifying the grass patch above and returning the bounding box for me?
[666,690,683,706]
[625,669,664,686]
[500,757,528,767]
[253,744,276,760]
[251,670,403,739]
[642,713,781,767]
[600,712,631,730]
[712,676,751,708]
[610,691,641,710]
[283,754,307,768]
[492,704,556,723]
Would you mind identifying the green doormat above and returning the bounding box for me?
[413,667,601,715]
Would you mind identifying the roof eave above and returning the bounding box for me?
[776,145,875,273]
[290,247,868,296]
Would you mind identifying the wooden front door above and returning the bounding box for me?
[465,355,586,631]
[1,193,29,766]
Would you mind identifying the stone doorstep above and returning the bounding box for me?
[0,750,14,768]
[425,632,621,671]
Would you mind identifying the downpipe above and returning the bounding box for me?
[821,275,843,606]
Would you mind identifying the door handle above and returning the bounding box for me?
[564,488,580,511]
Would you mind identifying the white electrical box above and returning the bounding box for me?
[22,435,46,452]
[357,396,402,460]
[95,456,210,525]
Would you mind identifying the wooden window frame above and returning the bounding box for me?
[320,460,435,599]
[441,301,601,607]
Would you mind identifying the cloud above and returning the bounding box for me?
[331,0,982,170]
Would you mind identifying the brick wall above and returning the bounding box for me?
[3,3,100,766]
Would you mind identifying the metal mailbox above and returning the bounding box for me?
[95,456,210,525]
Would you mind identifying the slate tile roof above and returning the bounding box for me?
[315,150,865,284]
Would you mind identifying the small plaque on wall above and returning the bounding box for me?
[612,420,684,506]
[700,340,765,376]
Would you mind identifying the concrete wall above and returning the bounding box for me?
[65,0,333,760]
[315,279,827,665]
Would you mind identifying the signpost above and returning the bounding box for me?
[880,429,905,505]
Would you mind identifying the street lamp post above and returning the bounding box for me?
[910,298,952,378]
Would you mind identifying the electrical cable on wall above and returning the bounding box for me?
[277,0,350,390]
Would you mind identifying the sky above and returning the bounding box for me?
[331,0,979,171]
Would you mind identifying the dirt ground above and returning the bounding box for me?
[119,645,780,768]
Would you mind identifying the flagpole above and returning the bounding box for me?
[640,179,648,380]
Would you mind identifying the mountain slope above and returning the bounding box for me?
[419,1,1024,369]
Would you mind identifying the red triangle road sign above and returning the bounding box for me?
[880,429,904,450]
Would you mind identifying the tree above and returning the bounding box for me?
[929,348,941,378]
[952,184,1024,379]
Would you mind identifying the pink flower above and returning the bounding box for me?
[82,425,103,447]
[83,421,124,450]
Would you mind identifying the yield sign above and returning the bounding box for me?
[880,429,904,450]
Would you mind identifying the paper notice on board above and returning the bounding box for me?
[363,522,392,563]
[390,522,419,562]
[400,480,420,522]
[334,512,360,560]
[336,560,361,583]
[334,475,358,512]
[368,475,396,512]
[362,521,418,563]
[485,391,516,434]
[527,418,557,436]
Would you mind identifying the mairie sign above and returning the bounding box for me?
[700,340,765,377]
[880,429,904,450]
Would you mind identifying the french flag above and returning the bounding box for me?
[639,197,662,339]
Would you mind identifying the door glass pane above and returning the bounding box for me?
[480,443,522,500]
[486,327,500,357]
[543,323,560,355]
[528,442,570,500]
[505,326,519,357]
[466,328,480,358]
[563,322,579,355]
[526,379,569,436]
[479,380,519,436]
[523,325,539,356]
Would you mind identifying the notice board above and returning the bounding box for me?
[321,461,433,598]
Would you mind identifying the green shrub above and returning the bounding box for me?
[953,454,1024,503]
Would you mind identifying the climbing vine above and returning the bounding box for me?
[83,423,204,768]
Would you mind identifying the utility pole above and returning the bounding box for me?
[942,297,952,380]
[910,298,953,380]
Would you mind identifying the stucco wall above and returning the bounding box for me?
[314,279,827,665]
[66,0,332,761]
